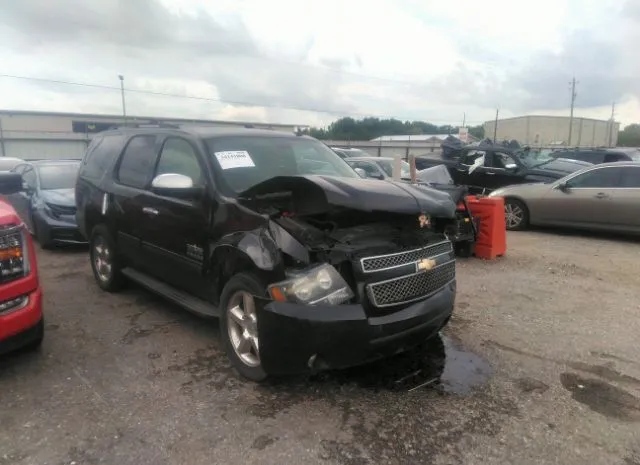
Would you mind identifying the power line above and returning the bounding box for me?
[0,73,487,124]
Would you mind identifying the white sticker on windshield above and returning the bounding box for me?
[214,150,255,169]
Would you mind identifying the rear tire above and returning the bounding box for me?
[89,225,124,292]
[504,198,529,231]
[219,273,268,382]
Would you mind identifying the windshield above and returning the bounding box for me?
[207,136,358,193]
[38,163,80,190]
[512,149,555,168]
[376,159,411,178]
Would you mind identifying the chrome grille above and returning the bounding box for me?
[367,260,455,308]
[360,241,453,273]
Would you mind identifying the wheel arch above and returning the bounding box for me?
[208,244,283,306]
[503,196,531,229]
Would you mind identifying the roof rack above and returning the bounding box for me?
[111,121,182,130]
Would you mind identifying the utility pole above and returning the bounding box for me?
[118,75,127,126]
[608,102,616,147]
[462,112,466,128]
[493,108,499,142]
[568,77,578,146]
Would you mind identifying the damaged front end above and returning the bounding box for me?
[237,175,458,374]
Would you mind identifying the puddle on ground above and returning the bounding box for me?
[309,333,493,394]
[560,372,640,422]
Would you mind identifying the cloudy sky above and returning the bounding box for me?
[0,0,638,128]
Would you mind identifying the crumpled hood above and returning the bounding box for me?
[239,175,457,218]
[40,188,75,207]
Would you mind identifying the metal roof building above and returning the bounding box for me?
[0,110,306,160]
[483,115,619,148]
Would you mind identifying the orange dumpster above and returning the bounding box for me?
[466,196,506,259]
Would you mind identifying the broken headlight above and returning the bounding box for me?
[268,264,354,306]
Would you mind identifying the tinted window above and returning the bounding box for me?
[83,134,126,180]
[461,151,485,166]
[155,138,203,185]
[620,167,640,188]
[603,152,630,163]
[23,167,37,189]
[489,152,517,169]
[38,163,80,190]
[569,167,624,188]
[117,135,158,189]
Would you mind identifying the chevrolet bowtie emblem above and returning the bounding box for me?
[418,213,430,228]
[417,258,437,272]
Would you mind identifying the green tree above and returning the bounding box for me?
[617,124,640,147]
[306,117,466,140]
[468,124,485,140]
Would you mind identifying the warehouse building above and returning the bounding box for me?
[483,115,619,148]
[0,110,306,160]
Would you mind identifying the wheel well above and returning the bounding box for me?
[210,247,275,306]
[503,196,529,213]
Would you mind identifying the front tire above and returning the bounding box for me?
[89,225,124,292]
[504,198,529,231]
[219,273,268,382]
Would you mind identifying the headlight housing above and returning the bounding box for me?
[0,224,30,283]
[268,263,354,306]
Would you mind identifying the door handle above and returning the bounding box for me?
[594,192,609,199]
[485,172,496,175]
[142,207,159,216]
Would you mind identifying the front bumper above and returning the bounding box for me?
[0,287,43,355]
[34,211,87,245]
[256,281,455,375]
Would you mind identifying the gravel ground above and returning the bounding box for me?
[1,230,639,465]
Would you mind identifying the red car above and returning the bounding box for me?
[0,172,43,354]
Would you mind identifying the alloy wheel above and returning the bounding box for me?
[505,203,524,229]
[227,290,260,367]
[93,236,113,282]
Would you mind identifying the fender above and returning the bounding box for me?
[209,220,309,271]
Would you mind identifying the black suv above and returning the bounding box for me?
[75,125,459,381]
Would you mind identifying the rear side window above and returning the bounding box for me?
[603,152,630,163]
[117,135,158,189]
[570,167,624,188]
[620,167,640,188]
[82,133,126,180]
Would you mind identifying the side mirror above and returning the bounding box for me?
[151,173,202,199]
[505,163,518,171]
[354,168,367,178]
[557,181,570,192]
[0,172,24,195]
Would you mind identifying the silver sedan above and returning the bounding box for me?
[488,162,640,234]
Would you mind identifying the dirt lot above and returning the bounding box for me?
[1,230,639,465]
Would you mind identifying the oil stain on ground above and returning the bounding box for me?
[248,334,504,465]
[560,373,640,422]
